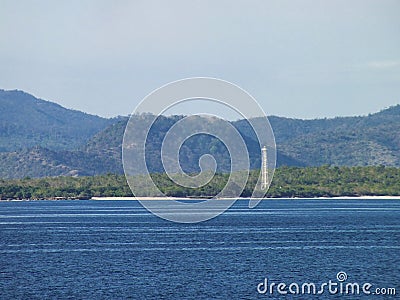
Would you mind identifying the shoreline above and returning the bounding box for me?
[2,196,400,202]
[90,196,400,200]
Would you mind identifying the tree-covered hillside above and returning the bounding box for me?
[0,114,303,178]
[0,89,117,151]
[0,89,399,179]
[269,106,400,166]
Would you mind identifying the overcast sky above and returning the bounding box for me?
[1,0,399,119]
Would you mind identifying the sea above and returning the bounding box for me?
[0,199,399,299]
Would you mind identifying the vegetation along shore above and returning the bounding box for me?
[1,166,399,200]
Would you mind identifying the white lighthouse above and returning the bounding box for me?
[261,146,268,190]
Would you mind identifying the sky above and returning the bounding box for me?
[1,0,400,119]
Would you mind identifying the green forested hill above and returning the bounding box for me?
[0,89,117,151]
[0,89,399,179]
[275,109,400,166]
[0,116,302,178]
[0,146,122,178]
[80,115,304,175]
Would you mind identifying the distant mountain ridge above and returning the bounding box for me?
[269,107,400,166]
[0,89,117,152]
[0,89,399,178]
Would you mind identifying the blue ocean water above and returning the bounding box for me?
[0,199,399,299]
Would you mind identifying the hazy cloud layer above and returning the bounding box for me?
[1,0,399,118]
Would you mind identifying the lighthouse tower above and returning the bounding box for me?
[261,146,268,190]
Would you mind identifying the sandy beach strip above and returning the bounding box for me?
[90,196,400,200]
